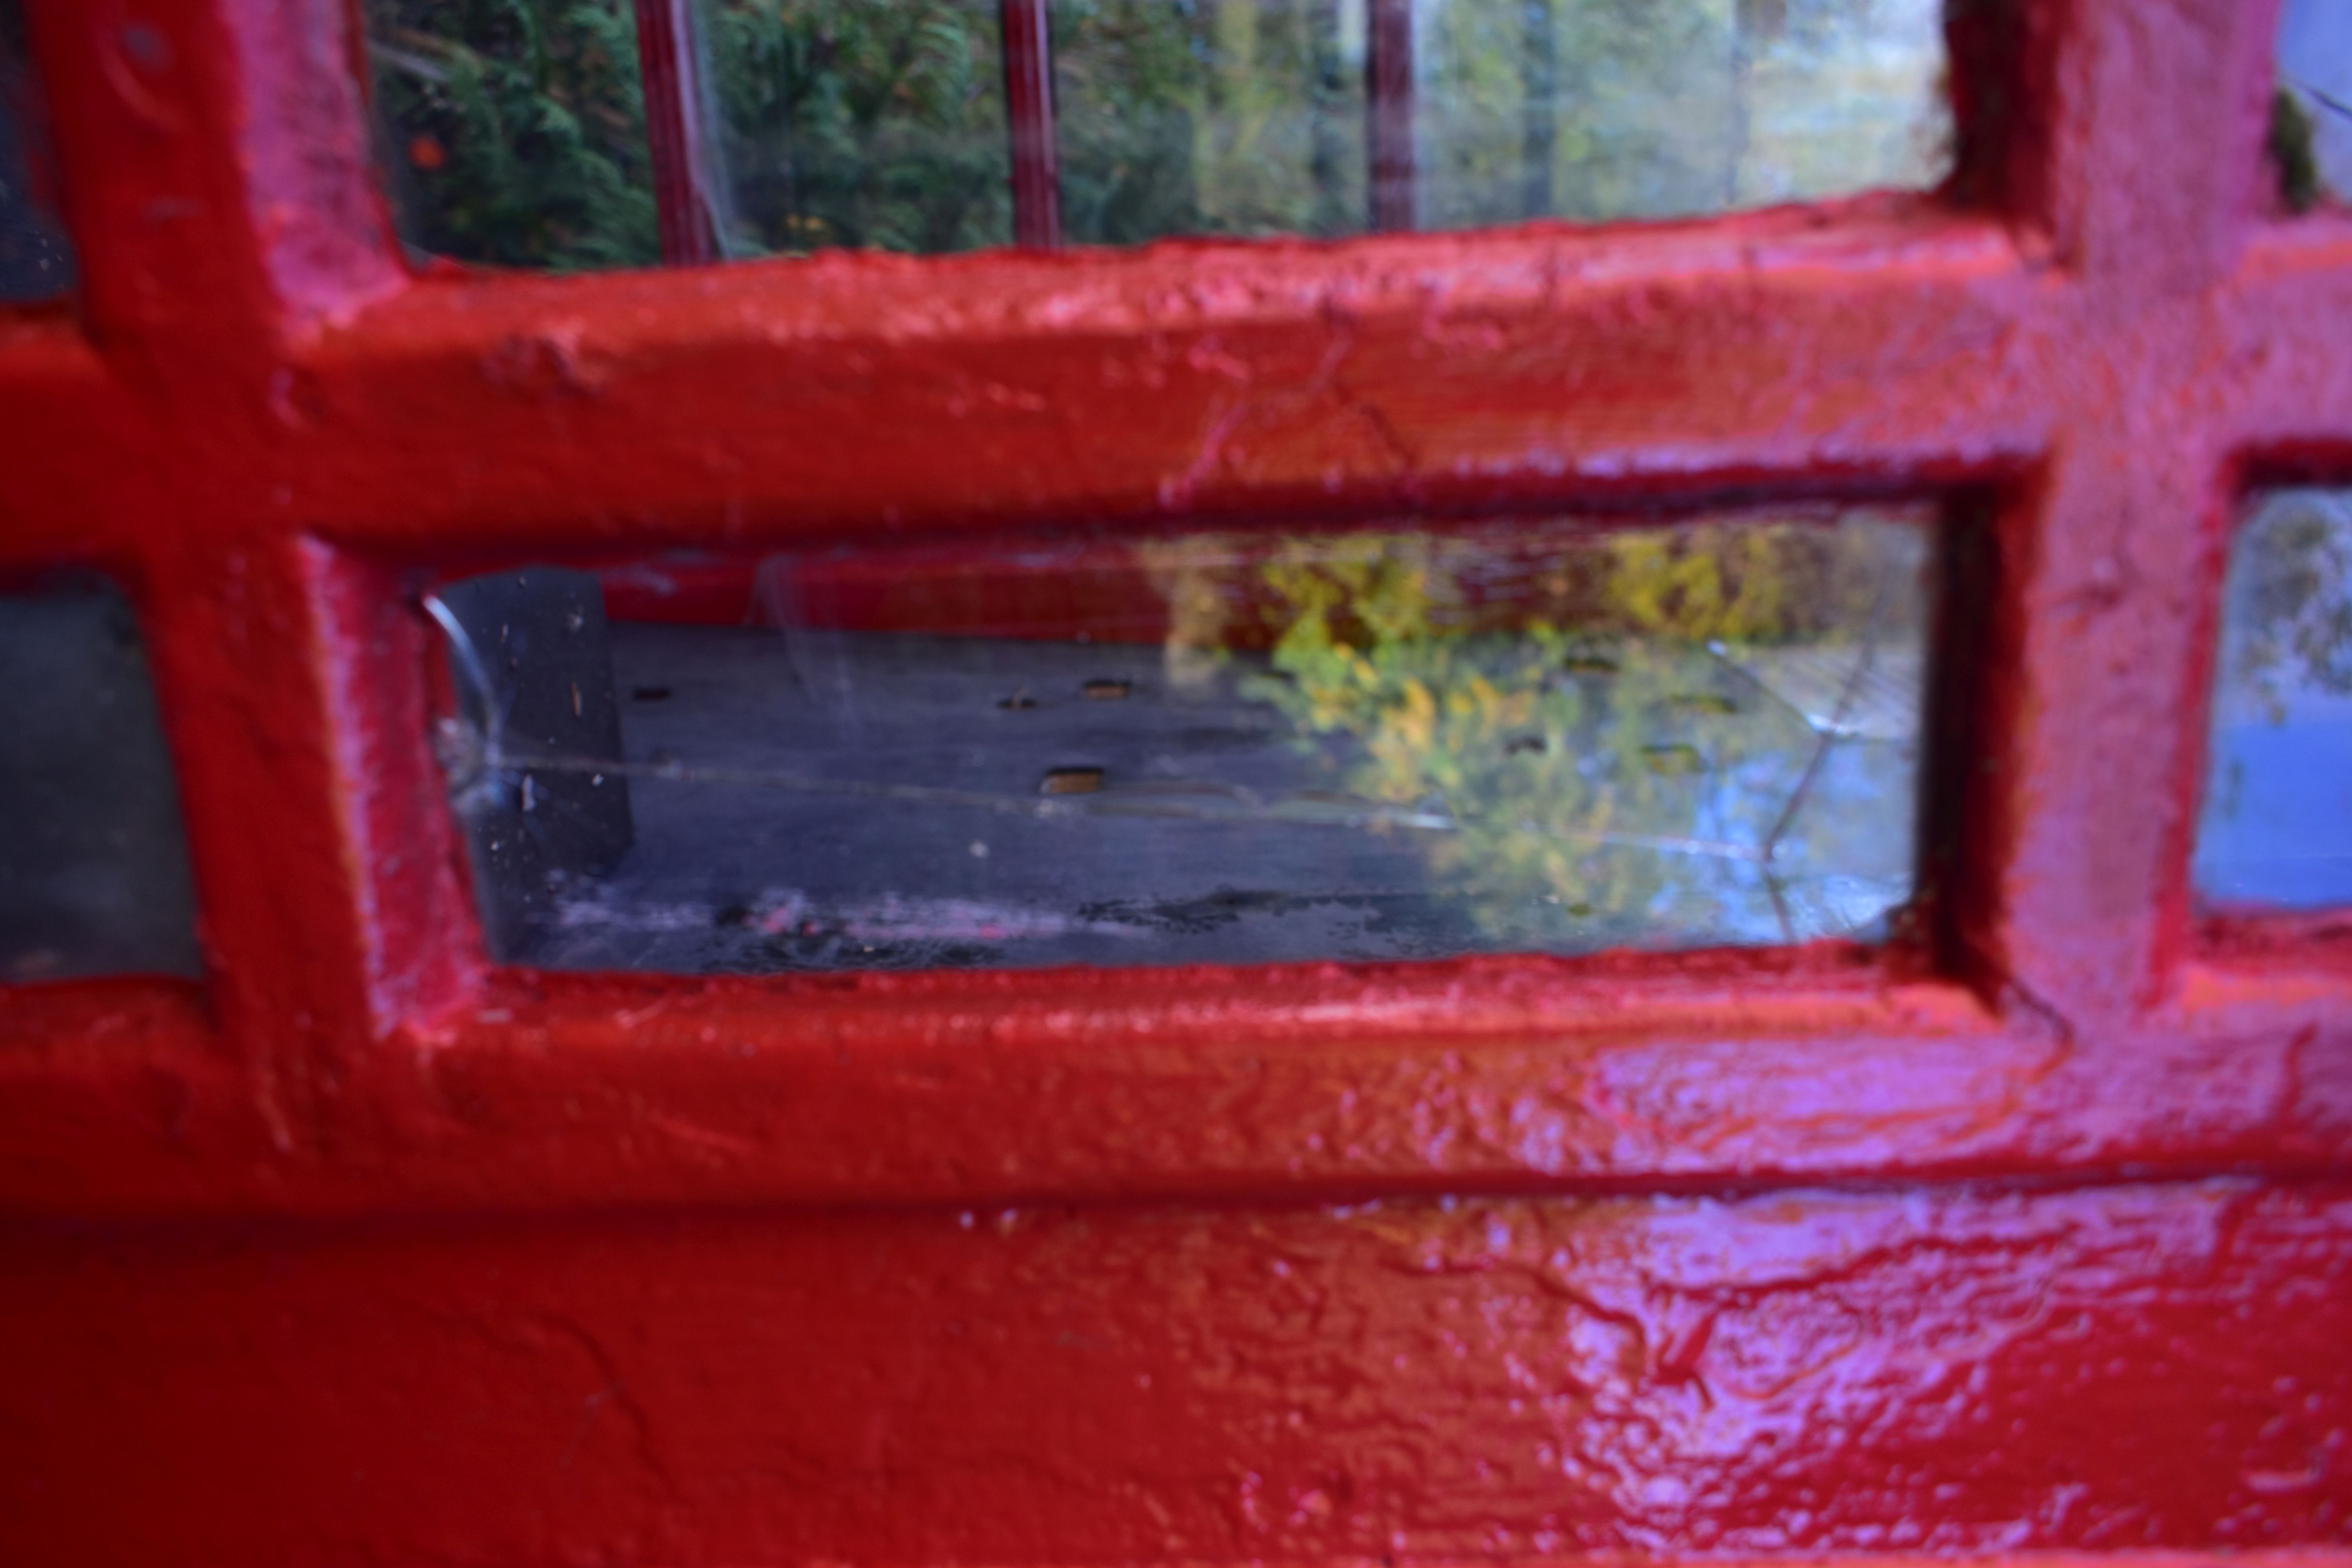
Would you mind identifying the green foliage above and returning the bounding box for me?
[1051,0,1363,244]
[701,0,1011,255]
[365,0,661,270]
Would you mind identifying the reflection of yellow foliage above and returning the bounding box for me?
[1604,526,1795,641]
[1146,516,1910,940]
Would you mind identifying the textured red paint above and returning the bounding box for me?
[5,1183,2351,1563]
[1,0,2350,1562]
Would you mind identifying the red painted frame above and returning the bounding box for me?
[1368,0,1416,231]
[2,1,2351,1562]
[632,0,721,266]
[1001,0,1063,248]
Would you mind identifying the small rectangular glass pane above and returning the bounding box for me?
[1414,0,1951,230]
[2194,490,2352,911]
[1052,0,1369,245]
[430,507,1932,974]
[2276,0,2352,211]
[0,0,74,300]
[362,0,661,270]
[696,0,1013,256]
[0,581,202,983]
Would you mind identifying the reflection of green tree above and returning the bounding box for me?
[1422,0,1725,225]
[2232,494,2352,721]
[364,0,661,269]
[1052,0,1362,243]
[702,0,1011,254]
[1149,520,1907,940]
[367,0,1944,269]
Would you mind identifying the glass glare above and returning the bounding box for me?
[1414,0,1951,231]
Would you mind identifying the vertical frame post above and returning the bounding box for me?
[1519,0,1557,220]
[633,0,721,266]
[1367,0,1416,232]
[1001,0,1063,249]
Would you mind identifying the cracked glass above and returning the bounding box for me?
[428,505,1934,974]
[2194,489,2352,912]
[0,580,203,983]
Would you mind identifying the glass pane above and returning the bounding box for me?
[1052,0,1369,245]
[695,0,1013,256]
[0,581,202,983]
[2194,489,2352,911]
[0,0,73,300]
[429,506,1933,975]
[361,0,661,270]
[2276,0,2352,212]
[1414,0,1952,230]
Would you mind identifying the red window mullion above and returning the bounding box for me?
[1955,0,2289,1023]
[632,0,722,266]
[1000,0,1063,249]
[1366,0,1416,232]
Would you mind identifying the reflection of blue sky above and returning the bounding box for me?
[2198,690,2352,909]
[2280,0,2352,198]
[2195,490,2352,910]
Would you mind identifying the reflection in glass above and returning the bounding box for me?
[430,508,1933,974]
[0,0,73,300]
[1415,0,1950,229]
[2275,0,2352,211]
[0,581,202,983]
[361,0,661,270]
[696,0,1013,256]
[1051,0,1368,245]
[2194,490,2352,911]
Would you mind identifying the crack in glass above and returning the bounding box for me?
[428,506,1931,972]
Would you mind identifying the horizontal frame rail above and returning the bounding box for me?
[0,0,2344,1225]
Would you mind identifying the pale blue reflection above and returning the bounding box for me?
[2195,490,2352,910]
[2279,0,2352,202]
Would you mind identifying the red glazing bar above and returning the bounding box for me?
[1001,0,1063,248]
[1366,0,1416,232]
[632,0,720,266]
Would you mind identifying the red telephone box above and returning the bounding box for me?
[1,0,2348,1563]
